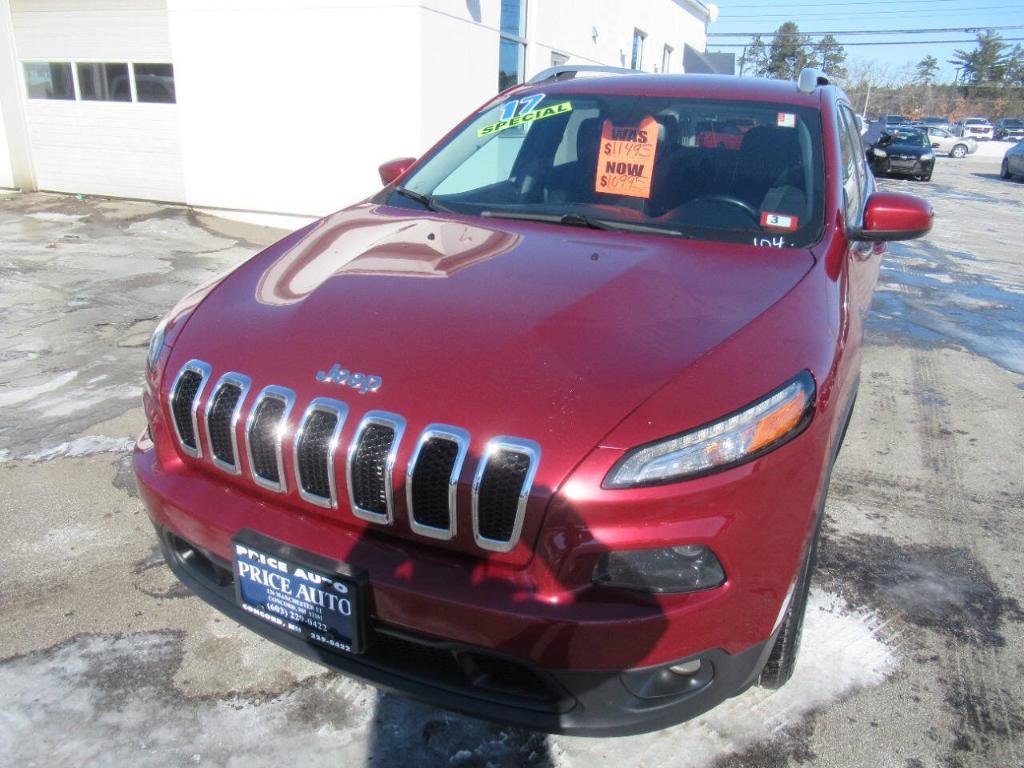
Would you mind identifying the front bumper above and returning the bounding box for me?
[883,157,934,177]
[156,524,772,735]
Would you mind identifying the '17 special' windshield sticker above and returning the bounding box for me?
[595,115,658,199]
[478,95,573,137]
[777,112,796,128]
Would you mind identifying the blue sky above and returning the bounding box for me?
[704,0,1023,82]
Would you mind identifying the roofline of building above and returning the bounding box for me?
[676,0,715,23]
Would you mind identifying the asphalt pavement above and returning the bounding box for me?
[0,152,1022,768]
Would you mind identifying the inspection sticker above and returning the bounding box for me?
[595,115,659,199]
[777,112,796,128]
[761,212,799,231]
[477,99,572,137]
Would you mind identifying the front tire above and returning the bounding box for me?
[922,171,932,182]
[1001,159,1011,180]
[951,144,967,159]
[758,518,821,689]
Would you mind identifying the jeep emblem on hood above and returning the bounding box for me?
[316,363,382,394]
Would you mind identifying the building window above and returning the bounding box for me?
[631,29,646,70]
[499,0,527,90]
[23,62,75,100]
[662,45,674,73]
[134,63,176,103]
[77,62,131,102]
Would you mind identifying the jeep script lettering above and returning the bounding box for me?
[316,363,382,393]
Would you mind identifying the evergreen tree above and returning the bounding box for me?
[951,30,1009,85]
[915,55,939,85]
[812,34,847,78]
[741,35,769,77]
[768,22,812,80]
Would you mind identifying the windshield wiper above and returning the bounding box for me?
[394,187,453,213]
[481,210,684,237]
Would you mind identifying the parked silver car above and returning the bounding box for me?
[924,127,977,158]
[1001,141,1024,180]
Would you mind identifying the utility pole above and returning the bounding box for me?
[862,79,873,120]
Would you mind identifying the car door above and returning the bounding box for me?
[928,128,951,154]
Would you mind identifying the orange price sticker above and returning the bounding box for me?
[595,115,659,200]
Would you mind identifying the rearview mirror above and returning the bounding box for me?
[378,157,416,186]
[857,192,933,242]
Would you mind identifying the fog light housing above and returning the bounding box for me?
[593,544,726,593]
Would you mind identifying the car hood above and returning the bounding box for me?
[169,203,814,553]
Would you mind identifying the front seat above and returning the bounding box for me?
[731,126,807,217]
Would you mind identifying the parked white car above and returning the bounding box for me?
[924,127,977,158]
[953,117,994,140]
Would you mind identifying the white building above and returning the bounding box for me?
[0,0,714,220]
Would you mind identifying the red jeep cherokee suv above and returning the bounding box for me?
[134,68,932,734]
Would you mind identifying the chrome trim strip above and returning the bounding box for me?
[405,425,470,541]
[243,385,296,493]
[471,437,541,553]
[168,359,212,459]
[293,397,349,509]
[346,410,406,526]
[203,372,252,475]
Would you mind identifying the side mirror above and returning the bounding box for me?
[378,157,416,186]
[857,192,933,242]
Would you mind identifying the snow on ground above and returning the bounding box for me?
[551,590,896,766]
[20,435,135,462]
[0,589,895,768]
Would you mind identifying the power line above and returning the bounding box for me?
[708,24,1024,37]
[724,0,981,7]
[711,36,1024,47]
[723,5,1021,19]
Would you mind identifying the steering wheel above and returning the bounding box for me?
[687,194,759,219]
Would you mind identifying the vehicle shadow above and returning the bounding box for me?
[348,468,670,766]
[970,172,1013,182]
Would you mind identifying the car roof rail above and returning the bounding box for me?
[526,64,636,85]
[796,67,830,94]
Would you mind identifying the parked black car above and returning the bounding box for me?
[868,128,935,181]
[994,118,1024,142]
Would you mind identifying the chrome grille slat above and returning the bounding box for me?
[472,437,541,553]
[244,385,296,493]
[347,411,405,525]
[169,360,212,458]
[406,425,470,541]
[293,398,348,509]
[203,372,251,475]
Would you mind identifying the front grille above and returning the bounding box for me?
[407,426,470,539]
[169,360,211,457]
[295,399,347,507]
[165,363,545,554]
[205,375,250,472]
[347,413,405,524]
[473,438,540,552]
[245,387,295,491]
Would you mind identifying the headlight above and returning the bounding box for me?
[604,371,815,488]
[921,152,934,161]
[872,148,887,158]
[147,318,168,371]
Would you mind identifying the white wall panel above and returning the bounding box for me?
[25,101,185,199]
[167,2,423,216]
[0,96,13,187]
[12,0,172,61]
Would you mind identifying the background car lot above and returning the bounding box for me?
[1,151,1022,766]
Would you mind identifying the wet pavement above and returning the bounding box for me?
[1,152,1022,768]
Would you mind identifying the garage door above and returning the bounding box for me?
[12,0,185,202]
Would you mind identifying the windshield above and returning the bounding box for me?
[965,118,989,125]
[1003,119,1023,127]
[390,91,825,247]
[885,129,928,147]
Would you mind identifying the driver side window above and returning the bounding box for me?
[837,107,863,227]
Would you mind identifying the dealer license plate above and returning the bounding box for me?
[232,530,365,654]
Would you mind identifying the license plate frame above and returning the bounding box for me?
[231,529,368,655]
